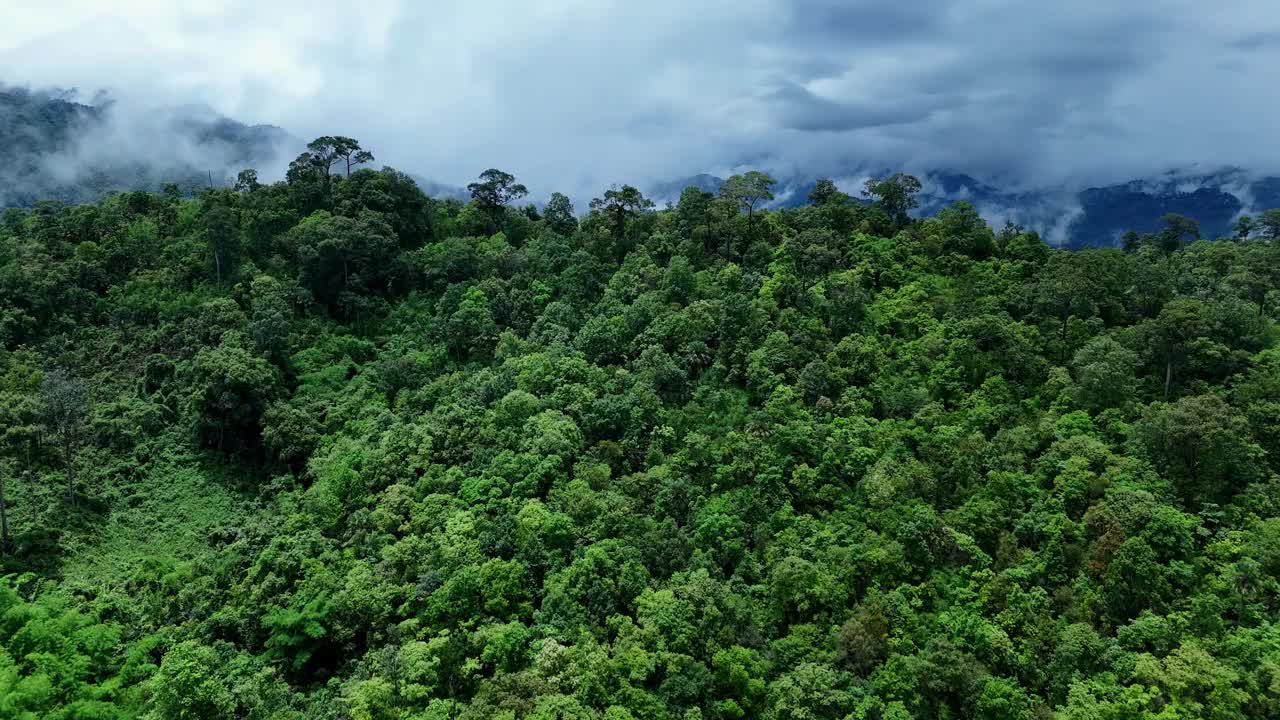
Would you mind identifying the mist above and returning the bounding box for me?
[0,84,296,207]
[5,1,1280,206]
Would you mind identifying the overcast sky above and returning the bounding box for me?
[5,1,1280,197]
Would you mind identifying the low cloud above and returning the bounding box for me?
[0,84,295,206]
[768,82,963,132]
[3,1,1280,202]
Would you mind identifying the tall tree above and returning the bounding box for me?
[248,275,293,361]
[296,136,374,180]
[1073,335,1139,411]
[1158,213,1200,252]
[1147,298,1210,399]
[589,184,654,245]
[1233,214,1256,240]
[468,169,528,214]
[1134,394,1265,505]
[0,461,9,554]
[290,211,399,313]
[284,137,370,212]
[676,186,716,253]
[1121,230,1143,253]
[1036,252,1100,362]
[720,171,776,232]
[863,173,922,229]
[201,203,240,283]
[1223,242,1280,317]
[543,192,578,236]
[186,341,277,453]
[41,369,89,504]
[284,137,373,214]
[234,168,261,193]
[808,178,846,206]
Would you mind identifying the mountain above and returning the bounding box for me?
[649,173,725,202]
[0,87,292,207]
[0,88,100,205]
[5,87,1278,247]
[649,168,1280,248]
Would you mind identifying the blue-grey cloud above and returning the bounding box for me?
[1227,30,1280,50]
[786,0,950,45]
[2,0,1279,200]
[768,82,963,132]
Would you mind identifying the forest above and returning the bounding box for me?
[1,136,1279,719]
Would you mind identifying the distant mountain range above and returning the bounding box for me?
[4,86,1278,248]
[0,87,292,207]
[649,169,1280,248]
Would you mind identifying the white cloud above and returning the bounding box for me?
[4,0,1280,200]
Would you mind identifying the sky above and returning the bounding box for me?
[4,0,1280,198]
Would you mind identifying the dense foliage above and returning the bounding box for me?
[2,141,1280,719]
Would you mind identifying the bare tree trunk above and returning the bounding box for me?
[1164,359,1173,400]
[0,470,9,554]
[64,440,76,505]
[1061,314,1070,364]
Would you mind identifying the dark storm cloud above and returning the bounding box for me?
[4,0,1280,198]
[768,82,962,132]
[786,0,950,45]
[1227,30,1280,50]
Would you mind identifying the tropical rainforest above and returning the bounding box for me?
[1,136,1280,719]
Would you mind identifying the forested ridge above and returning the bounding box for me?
[2,136,1280,719]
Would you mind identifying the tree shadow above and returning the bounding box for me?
[1,527,65,576]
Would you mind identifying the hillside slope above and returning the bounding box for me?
[0,151,1278,718]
